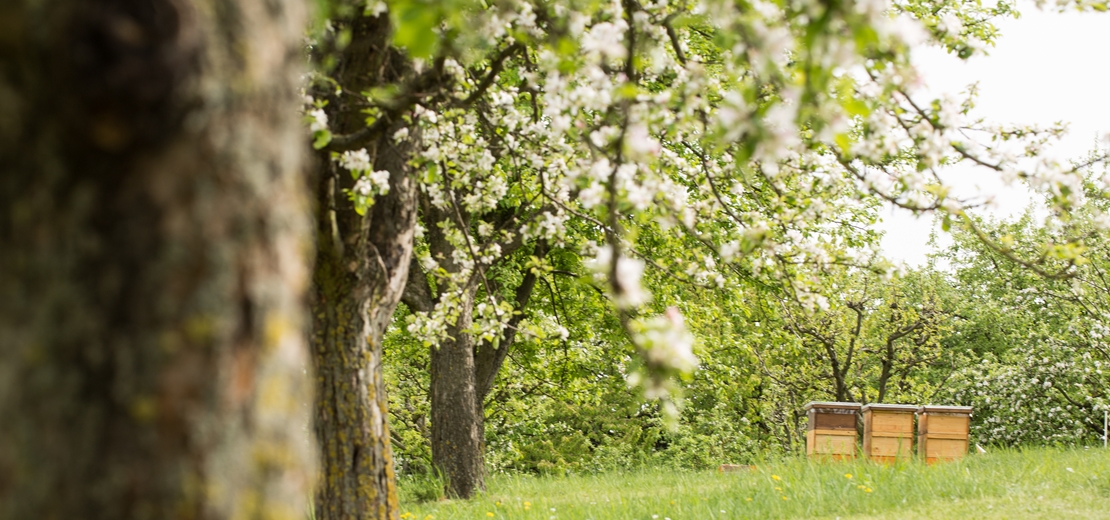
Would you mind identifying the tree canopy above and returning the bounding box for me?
[302,0,1110,505]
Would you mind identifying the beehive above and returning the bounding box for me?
[804,401,861,460]
[861,403,917,464]
[917,405,973,464]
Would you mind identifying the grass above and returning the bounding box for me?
[398,447,1110,519]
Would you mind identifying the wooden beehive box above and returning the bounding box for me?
[861,403,916,464]
[804,401,861,460]
[917,405,972,464]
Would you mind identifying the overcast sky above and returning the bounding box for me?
[876,8,1110,266]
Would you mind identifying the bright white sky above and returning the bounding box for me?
[876,8,1110,267]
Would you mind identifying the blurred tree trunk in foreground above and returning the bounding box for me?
[0,0,314,518]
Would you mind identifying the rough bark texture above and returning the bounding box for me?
[0,0,313,518]
[309,14,415,520]
[429,289,485,499]
[403,205,544,498]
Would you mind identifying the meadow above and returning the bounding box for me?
[397,447,1110,519]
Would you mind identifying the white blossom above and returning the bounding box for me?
[307,108,328,133]
[938,13,963,35]
[582,21,628,61]
[367,0,387,17]
[339,148,372,172]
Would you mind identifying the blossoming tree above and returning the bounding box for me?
[306,0,1110,511]
[937,165,1110,445]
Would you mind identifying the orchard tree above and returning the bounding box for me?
[937,164,1110,445]
[0,0,314,517]
[305,12,420,517]
[776,268,958,404]
[307,0,1110,509]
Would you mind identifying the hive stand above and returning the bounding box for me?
[917,405,973,464]
[861,403,917,464]
[804,401,861,460]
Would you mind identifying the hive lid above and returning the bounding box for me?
[861,403,917,413]
[804,401,862,412]
[917,405,973,414]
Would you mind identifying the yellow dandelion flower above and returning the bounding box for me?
[486,513,494,517]
[424,516,434,520]
[865,488,872,493]
[844,473,852,479]
[781,496,788,501]
[745,498,753,502]
[524,502,531,507]
[496,501,501,506]
[774,486,782,491]
[771,474,781,481]
[670,501,675,505]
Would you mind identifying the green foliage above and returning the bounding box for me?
[389,246,970,476]
[329,0,1110,488]
[388,0,442,58]
[386,253,777,476]
[925,159,1110,446]
[398,472,449,503]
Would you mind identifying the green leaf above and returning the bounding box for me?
[391,0,440,58]
[312,130,332,150]
[834,133,852,152]
[844,98,870,118]
[615,83,640,100]
[423,162,440,184]
[556,37,577,57]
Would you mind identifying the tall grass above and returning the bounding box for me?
[398,447,1110,519]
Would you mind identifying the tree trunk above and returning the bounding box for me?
[407,233,544,498]
[310,143,415,518]
[309,14,417,520]
[403,200,488,499]
[877,336,898,403]
[429,292,486,498]
[822,341,851,403]
[0,0,314,518]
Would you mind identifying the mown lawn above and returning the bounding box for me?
[397,447,1110,519]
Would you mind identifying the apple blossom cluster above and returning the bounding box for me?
[587,245,649,310]
[337,148,391,213]
[625,307,699,398]
[838,59,1110,224]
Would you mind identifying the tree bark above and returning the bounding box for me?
[310,143,415,519]
[405,224,544,498]
[400,200,488,499]
[0,0,314,518]
[309,14,417,520]
[429,290,486,498]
